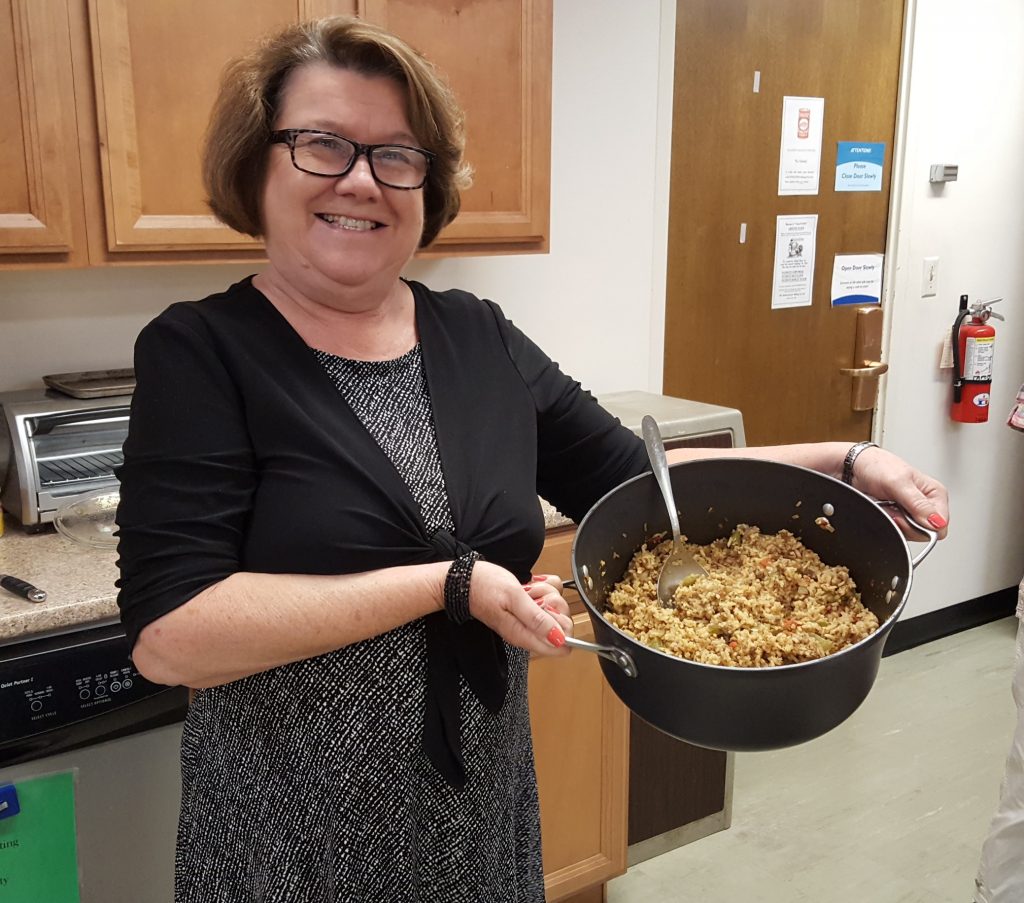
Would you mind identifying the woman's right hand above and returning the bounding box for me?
[468,562,573,657]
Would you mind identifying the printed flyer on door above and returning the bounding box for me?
[777,96,825,196]
[771,215,818,309]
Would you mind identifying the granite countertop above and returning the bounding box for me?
[0,501,573,645]
[0,526,119,644]
[540,498,573,532]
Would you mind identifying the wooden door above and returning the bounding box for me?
[662,0,904,446]
[88,0,357,254]
[0,0,88,263]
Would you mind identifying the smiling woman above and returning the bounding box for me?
[115,15,646,903]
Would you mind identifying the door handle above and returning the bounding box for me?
[844,307,886,411]
[839,360,889,378]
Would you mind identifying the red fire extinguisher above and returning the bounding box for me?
[951,294,1004,423]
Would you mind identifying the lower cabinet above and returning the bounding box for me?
[529,528,629,901]
[529,523,733,899]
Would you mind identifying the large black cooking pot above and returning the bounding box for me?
[568,458,937,752]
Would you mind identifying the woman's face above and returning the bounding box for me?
[261,63,425,304]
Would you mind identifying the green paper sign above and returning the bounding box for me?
[0,772,80,902]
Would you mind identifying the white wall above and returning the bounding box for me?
[2,0,1021,617]
[878,0,1024,616]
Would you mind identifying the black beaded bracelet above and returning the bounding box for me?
[444,550,481,625]
[842,440,878,485]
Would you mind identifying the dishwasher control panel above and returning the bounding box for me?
[0,623,177,745]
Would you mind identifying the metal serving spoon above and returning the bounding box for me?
[641,415,708,606]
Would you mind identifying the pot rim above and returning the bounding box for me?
[570,456,915,675]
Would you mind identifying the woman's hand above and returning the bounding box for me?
[849,445,949,540]
[468,563,573,657]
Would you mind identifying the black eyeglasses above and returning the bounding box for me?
[270,128,433,190]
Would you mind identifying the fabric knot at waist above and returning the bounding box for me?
[424,530,509,789]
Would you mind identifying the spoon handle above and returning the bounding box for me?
[641,415,682,545]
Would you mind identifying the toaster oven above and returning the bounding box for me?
[0,389,131,530]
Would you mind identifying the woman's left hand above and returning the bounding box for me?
[522,574,574,639]
[849,445,949,540]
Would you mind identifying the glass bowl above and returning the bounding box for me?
[53,490,120,550]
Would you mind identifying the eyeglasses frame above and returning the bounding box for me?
[269,128,434,190]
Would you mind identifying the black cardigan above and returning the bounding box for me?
[116,277,648,783]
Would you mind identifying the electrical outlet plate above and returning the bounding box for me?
[922,256,939,297]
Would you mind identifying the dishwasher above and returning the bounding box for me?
[0,620,188,903]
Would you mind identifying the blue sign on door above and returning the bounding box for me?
[835,142,885,192]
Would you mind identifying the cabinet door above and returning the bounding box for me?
[0,0,86,260]
[88,0,356,253]
[529,528,629,901]
[359,0,551,254]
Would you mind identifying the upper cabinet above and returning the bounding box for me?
[87,0,318,254]
[359,0,551,254]
[0,0,551,268]
[0,1,89,264]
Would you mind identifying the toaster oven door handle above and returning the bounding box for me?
[29,411,130,436]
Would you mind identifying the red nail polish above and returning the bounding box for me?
[547,627,565,648]
[529,575,546,583]
[927,513,947,530]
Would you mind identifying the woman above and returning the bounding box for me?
[116,16,950,903]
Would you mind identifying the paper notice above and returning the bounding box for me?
[771,215,818,309]
[778,96,825,196]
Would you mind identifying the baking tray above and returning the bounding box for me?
[42,368,136,399]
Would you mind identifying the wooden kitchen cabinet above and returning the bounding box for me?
[529,527,630,902]
[86,0,356,256]
[359,0,551,254]
[1,0,551,268]
[0,1,90,264]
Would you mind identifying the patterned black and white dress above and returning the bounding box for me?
[176,345,543,902]
[115,278,649,903]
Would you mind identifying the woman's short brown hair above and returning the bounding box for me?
[203,17,472,248]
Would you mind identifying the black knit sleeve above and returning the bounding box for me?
[484,300,648,523]
[115,306,257,649]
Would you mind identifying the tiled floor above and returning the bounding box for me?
[607,616,1018,903]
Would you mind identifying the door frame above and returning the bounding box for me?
[875,0,918,445]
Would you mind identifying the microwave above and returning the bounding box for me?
[598,390,746,450]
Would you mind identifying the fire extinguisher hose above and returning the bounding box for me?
[951,298,970,402]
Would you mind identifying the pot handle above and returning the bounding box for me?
[561,635,639,678]
[561,580,639,677]
[875,501,938,570]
